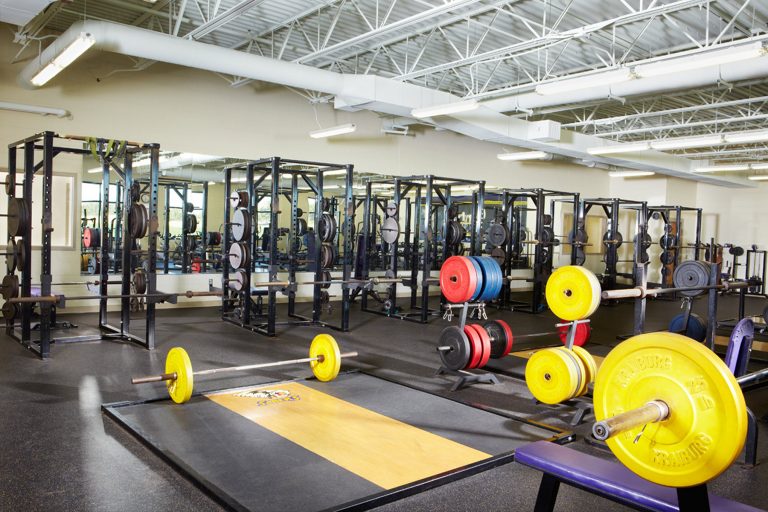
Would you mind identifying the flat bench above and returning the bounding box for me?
[515,441,763,512]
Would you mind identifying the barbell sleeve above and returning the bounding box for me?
[592,400,669,441]
[131,372,177,384]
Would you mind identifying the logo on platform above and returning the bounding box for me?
[234,388,299,406]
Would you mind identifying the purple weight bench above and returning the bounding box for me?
[515,441,763,512]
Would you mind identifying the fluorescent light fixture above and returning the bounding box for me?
[535,68,633,96]
[694,162,768,173]
[650,135,724,151]
[0,101,69,117]
[692,164,749,173]
[587,142,651,155]
[724,130,768,144]
[748,175,768,181]
[86,167,103,174]
[607,170,656,178]
[497,151,551,161]
[323,169,349,176]
[411,99,478,118]
[635,42,766,78]
[309,123,356,139]
[208,181,217,185]
[31,32,95,86]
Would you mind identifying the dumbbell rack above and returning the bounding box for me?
[436,300,501,391]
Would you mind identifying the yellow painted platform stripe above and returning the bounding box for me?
[510,348,605,367]
[206,382,490,490]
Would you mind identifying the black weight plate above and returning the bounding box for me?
[602,230,623,248]
[5,172,14,196]
[637,249,649,264]
[132,269,147,294]
[659,250,675,265]
[130,182,141,203]
[660,233,678,250]
[7,198,28,237]
[482,321,507,359]
[319,290,330,304]
[519,229,527,242]
[490,247,505,265]
[664,223,673,233]
[448,204,459,220]
[319,213,337,242]
[542,214,552,226]
[729,246,745,257]
[296,207,304,218]
[228,242,250,270]
[186,202,195,213]
[673,260,710,296]
[185,214,198,234]
[231,208,251,242]
[487,223,508,247]
[539,247,552,264]
[633,232,652,249]
[568,228,588,245]
[321,270,332,289]
[17,241,25,271]
[2,274,19,300]
[320,244,334,269]
[540,226,555,245]
[129,203,148,239]
[5,240,16,273]
[229,191,247,209]
[381,217,400,244]
[574,247,586,266]
[438,326,471,371]
[297,218,308,236]
[2,300,18,321]
[321,197,331,212]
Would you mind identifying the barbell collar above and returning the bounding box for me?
[592,400,669,441]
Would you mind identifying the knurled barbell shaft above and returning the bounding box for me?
[592,400,669,441]
[130,351,358,384]
[601,281,750,300]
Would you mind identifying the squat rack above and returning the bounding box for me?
[646,205,703,290]
[358,175,485,323]
[499,188,581,314]
[5,131,161,358]
[220,157,353,336]
[580,197,647,292]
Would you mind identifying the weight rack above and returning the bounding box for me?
[581,197,647,292]
[157,180,212,273]
[5,131,161,358]
[359,175,485,323]
[220,157,353,336]
[646,204,703,293]
[499,188,581,314]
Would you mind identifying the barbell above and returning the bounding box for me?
[131,334,357,403]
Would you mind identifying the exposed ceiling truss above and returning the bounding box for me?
[9,0,768,177]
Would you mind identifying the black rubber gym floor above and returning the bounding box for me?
[106,372,561,512]
[1,294,767,511]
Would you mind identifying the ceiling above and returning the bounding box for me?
[9,0,768,182]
